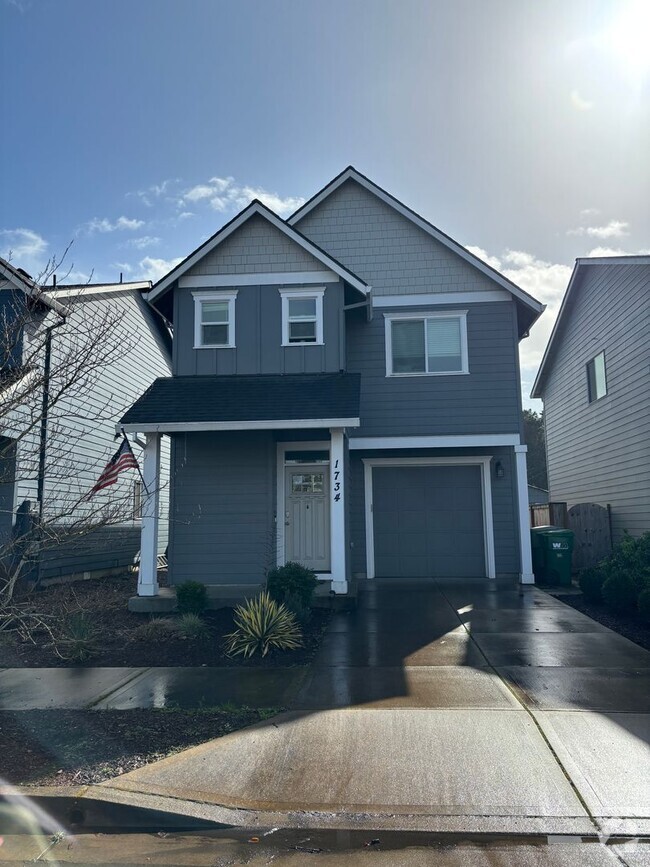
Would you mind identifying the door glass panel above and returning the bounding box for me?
[292,472,324,493]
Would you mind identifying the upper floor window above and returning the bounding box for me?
[279,288,324,346]
[587,351,607,402]
[193,290,237,349]
[385,311,468,376]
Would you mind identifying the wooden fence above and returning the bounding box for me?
[529,502,568,529]
[529,500,613,571]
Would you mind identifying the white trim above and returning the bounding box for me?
[179,271,337,288]
[192,290,237,349]
[147,200,369,301]
[362,456,496,581]
[384,310,469,377]
[373,290,511,307]
[51,282,150,298]
[349,434,521,450]
[137,434,160,597]
[576,255,650,266]
[119,417,360,434]
[288,167,543,315]
[279,287,324,346]
[329,427,347,593]
[276,440,331,573]
[514,445,535,584]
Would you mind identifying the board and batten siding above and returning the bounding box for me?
[167,431,275,586]
[346,301,522,438]
[294,178,502,297]
[349,447,520,577]
[14,288,172,579]
[542,263,650,541]
[173,281,345,376]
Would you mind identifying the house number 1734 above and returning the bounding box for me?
[333,459,341,502]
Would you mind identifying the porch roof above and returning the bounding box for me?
[119,372,361,433]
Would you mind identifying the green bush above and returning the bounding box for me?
[176,580,208,615]
[176,612,210,641]
[267,562,317,610]
[131,617,178,642]
[602,568,640,612]
[578,566,606,602]
[224,591,302,658]
[58,611,99,662]
[638,588,650,623]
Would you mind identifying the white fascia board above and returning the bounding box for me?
[349,434,521,450]
[52,282,150,298]
[179,271,338,288]
[289,168,544,315]
[530,261,579,399]
[147,201,369,302]
[0,264,70,316]
[373,290,511,307]
[576,255,650,266]
[119,417,361,434]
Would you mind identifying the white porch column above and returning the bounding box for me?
[514,444,534,584]
[329,427,348,594]
[137,433,160,596]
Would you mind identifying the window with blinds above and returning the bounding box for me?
[386,312,468,376]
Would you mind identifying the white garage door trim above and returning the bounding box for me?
[362,456,496,580]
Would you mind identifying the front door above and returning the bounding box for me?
[285,464,330,572]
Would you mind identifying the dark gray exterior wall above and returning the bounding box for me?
[346,301,522,438]
[0,436,16,546]
[349,447,520,577]
[168,431,276,586]
[540,263,650,541]
[173,281,345,376]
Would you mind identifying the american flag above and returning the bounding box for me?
[88,437,140,498]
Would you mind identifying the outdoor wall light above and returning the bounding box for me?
[494,460,505,479]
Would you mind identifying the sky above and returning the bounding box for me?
[2,0,649,409]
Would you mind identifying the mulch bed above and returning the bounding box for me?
[0,707,280,787]
[1,573,330,668]
[553,592,650,651]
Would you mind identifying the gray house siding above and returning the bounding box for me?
[0,436,16,546]
[349,447,520,578]
[542,263,650,542]
[173,281,345,376]
[168,430,276,586]
[346,301,521,438]
[294,179,503,297]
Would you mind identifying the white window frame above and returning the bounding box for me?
[586,350,607,403]
[192,290,238,349]
[384,310,469,377]
[279,287,324,347]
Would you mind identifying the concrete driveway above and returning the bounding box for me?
[97,578,650,835]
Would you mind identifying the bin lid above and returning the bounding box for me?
[542,529,574,537]
[531,525,560,534]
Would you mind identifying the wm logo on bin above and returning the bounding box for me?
[552,541,569,550]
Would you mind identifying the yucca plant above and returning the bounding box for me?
[224,591,303,658]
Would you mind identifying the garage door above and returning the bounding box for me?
[372,465,485,578]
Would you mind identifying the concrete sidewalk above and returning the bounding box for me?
[88,579,650,835]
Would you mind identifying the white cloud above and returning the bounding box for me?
[126,235,161,250]
[466,245,502,270]
[136,255,184,283]
[570,89,594,111]
[86,216,145,234]
[180,175,305,217]
[584,245,650,257]
[0,227,48,262]
[568,219,629,239]
[579,208,600,219]
[131,178,180,207]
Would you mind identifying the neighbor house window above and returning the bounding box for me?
[193,290,237,348]
[385,311,468,376]
[279,288,324,346]
[587,351,607,402]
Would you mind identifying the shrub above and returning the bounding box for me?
[579,566,606,603]
[224,591,302,658]
[602,568,641,612]
[176,580,208,615]
[131,617,178,642]
[638,588,650,623]
[57,611,99,662]
[176,612,210,641]
[267,562,317,610]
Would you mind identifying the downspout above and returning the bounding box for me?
[37,311,67,521]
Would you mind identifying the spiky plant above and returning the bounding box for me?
[224,591,303,658]
[57,611,100,662]
[176,612,210,641]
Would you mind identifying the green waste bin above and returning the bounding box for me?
[538,528,574,586]
[530,526,558,582]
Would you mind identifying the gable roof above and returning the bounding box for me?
[0,257,69,316]
[530,255,650,399]
[289,166,545,321]
[147,199,369,304]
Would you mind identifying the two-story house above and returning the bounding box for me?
[531,256,650,543]
[121,167,544,604]
[0,257,171,583]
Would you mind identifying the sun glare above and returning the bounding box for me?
[605,0,650,83]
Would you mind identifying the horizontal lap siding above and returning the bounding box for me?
[168,431,275,585]
[542,264,650,541]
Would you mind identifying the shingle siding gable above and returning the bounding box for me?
[294,179,500,296]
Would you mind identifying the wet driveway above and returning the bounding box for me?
[97,577,650,835]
